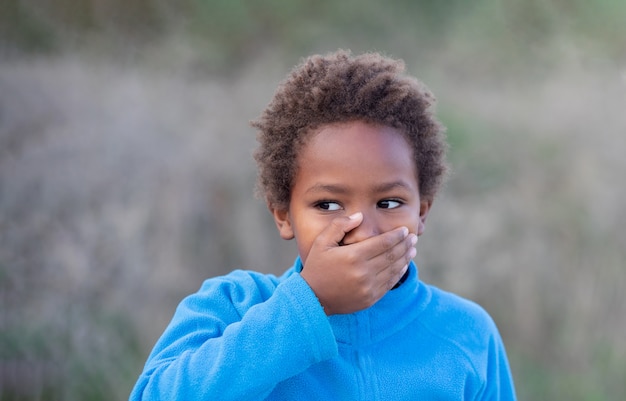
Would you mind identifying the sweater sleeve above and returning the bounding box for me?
[477,328,517,401]
[129,271,338,401]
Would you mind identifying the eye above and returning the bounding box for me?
[316,201,342,211]
[377,199,402,209]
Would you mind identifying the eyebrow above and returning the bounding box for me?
[371,180,414,193]
[304,183,349,195]
[304,180,413,195]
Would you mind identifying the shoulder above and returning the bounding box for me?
[165,269,297,328]
[198,269,283,298]
[415,283,517,399]
[182,269,289,315]
[418,283,501,360]
[426,285,497,331]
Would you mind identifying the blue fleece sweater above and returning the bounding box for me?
[130,259,516,400]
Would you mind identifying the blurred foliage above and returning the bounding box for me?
[1,1,625,400]
[2,0,625,69]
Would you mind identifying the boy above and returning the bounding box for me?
[130,50,516,400]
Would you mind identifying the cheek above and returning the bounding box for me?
[387,210,421,234]
[293,218,331,262]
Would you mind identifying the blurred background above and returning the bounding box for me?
[1,0,625,399]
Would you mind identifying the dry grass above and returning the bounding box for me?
[1,27,625,401]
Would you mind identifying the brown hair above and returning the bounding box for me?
[252,49,448,210]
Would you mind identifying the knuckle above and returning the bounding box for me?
[330,218,344,231]
[349,268,368,284]
[363,291,377,308]
[379,235,394,250]
[327,218,347,239]
[345,250,360,265]
[356,286,371,302]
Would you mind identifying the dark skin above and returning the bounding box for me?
[272,121,431,315]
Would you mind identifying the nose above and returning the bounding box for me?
[341,211,380,245]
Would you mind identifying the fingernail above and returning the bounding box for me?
[410,234,418,245]
[402,227,409,237]
[409,247,417,259]
[349,212,362,220]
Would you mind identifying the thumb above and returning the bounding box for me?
[320,212,363,246]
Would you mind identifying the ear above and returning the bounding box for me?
[271,207,295,240]
[417,199,432,236]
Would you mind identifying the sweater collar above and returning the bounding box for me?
[293,257,431,347]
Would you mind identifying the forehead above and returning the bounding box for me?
[295,120,418,186]
[303,120,411,159]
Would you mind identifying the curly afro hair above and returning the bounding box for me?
[252,49,449,211]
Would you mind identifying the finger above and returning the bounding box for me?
[350,227,409,260]
[372,233,417,276]
[361,227,416,267]
[316,212,364,247]
[377,244,415,292]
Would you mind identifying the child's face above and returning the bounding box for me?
[272,120,430,265]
